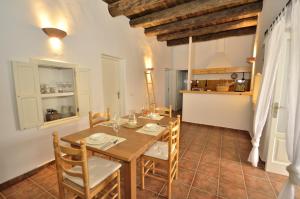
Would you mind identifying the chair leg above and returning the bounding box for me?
[58,186,65,199]
[175,153,179,180]
[141,157,145,190]
[117,170,121,199]
[152,161,156,174]
[167,181,172,199]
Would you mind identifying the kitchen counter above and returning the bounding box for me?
[181,91,253,131]
[180,90,252,96]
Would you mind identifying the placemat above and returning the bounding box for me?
[138,115,164,121]
[78,133,126,151]
[136,126,166,136]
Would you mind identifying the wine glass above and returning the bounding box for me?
[112,113,120,142]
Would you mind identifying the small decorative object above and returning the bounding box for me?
[40,84,47,94]
[49,87,56,93]
[45,109,61,121]
[57,82,63,93]
[231,73,238,80]
[235,72,246,92]
[65,82,73,92]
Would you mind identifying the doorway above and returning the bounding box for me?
[166,70,187,112]
[265,50,290,175]
[101,54,125,116]
[175,70,188,112]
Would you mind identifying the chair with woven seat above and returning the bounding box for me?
[140,115,180,199]
[52,132,121,199]
[154,105,173,141]
[89,108,110,128]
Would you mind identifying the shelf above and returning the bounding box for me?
[180,90,253,96]
[192,66,252,75]
[41,92,74,98]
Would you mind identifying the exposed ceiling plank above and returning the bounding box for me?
[102,0,119,3]
[167,26,257,46]
[108,0,190,17]
[145,1,262,36]
[158,17,257,41]
[129,0,260,28]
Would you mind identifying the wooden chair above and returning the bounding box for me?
[140,115,180,199]
[53,132,121,199]
[89,108,110,128]
[155,105,172,118]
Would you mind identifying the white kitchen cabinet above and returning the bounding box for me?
[12,59,91,130]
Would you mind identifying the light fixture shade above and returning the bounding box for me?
[42,27,67,39]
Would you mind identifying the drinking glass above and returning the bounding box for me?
[128,110,137,125]
[112,113,120,141]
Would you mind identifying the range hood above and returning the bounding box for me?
[207,39,232,68]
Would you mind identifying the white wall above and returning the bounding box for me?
[172,35,255,70]
[254,0,290,73]
[0,0,171,183]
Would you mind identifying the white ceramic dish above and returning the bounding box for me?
[147,113,160,119]
[143,123,160,132]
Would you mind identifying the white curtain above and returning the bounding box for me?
[278,0,300,198]
[248,15,288,167]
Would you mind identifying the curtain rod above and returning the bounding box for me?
[264,0,292,35]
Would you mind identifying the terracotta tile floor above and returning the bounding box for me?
[1,123,299,199]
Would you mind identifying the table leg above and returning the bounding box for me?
[70,144,81,161]
[123,159,137,199]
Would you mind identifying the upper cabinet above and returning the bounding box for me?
[12,59,91,130]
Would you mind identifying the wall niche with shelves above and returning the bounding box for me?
[12,59,91,130]
[38,65,77,123]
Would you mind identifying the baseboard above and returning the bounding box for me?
[0,160,55,191]
[181,121,250,133]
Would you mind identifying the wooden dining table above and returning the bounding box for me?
[61,115,176,199]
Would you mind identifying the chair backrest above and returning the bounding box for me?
[89,108,110,128]
[168,115,180,160]
[53,132,90,197]
[155,105,172,117]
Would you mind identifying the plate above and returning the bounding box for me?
[122,122,143,129]
[147,113,160,119]
[89,133,105,140]
[143,123,160,132]
[87,133,106,145]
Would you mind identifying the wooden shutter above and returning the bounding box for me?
[76,68,91,117]
[12,61,43,129]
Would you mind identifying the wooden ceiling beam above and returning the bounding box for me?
[166,26,257,46]
[103,0,119,3]
[145,1,262,36]
[108,0,190,17]
[129,0,260,28]
[158,17,257,41]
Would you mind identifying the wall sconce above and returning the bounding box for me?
[42,27,67,54]
[42,27,67,39]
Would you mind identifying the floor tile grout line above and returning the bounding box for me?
[238,142,249,199]
[157,138,190,198]
[0,191,6,199]
[185,129,211,199]
[29,178,57,199]
[265,172,279,198]
[217,128,223,198]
